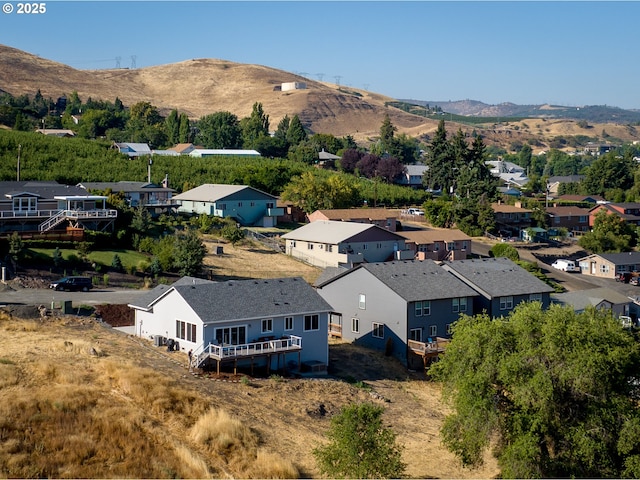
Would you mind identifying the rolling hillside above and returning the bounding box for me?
[1,44,639,151]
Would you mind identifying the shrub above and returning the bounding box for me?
[490,243,520,261]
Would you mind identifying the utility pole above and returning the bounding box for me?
[16,144,21,181]
[147,157,152,183]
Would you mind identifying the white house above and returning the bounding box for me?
[128,276,333,374]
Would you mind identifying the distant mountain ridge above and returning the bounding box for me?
[401,99,640,123]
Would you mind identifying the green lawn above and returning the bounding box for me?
[30,248,150,270]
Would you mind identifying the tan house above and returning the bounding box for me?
[399,228,471,261]
[308,208,399,231]
[577,252,640,279]
[281,220,410,268]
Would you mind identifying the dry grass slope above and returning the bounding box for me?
[0,309,500,478]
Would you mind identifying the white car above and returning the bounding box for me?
[552,259,578,272]
[407,208,425,216]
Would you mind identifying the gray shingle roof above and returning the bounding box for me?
[164,277,332,323]
[552,287,632,311]
[441,257,554,298]
[588,251,640,265]
[317,260,478,302]
[282,220,403,244]
[128,276,214,310]
[361,260,479,302]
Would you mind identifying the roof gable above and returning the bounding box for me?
[172,184,276,202]
[282,220,404,244]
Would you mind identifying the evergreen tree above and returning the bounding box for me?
[178,113,191,143]
[423,119,453,193]
[173,229,207,277]
[240,102,270,149]
[165,109,180,145]
[286,114,307,145]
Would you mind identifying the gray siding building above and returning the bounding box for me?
[316,260,478,368]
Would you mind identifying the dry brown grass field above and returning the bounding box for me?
[2,44,637,151]
[202,236,322,284]
[0,310,500,479]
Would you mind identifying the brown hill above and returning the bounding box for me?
[2,44,639,151]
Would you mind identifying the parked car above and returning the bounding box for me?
[407,208,425,216]
[630,276,640,286]
[49,276,93,292]
[616,272,640,283]
[552,259,578,272]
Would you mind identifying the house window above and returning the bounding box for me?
[318,244,324,250]
[416,300,431,316]
[363,244,368,250]
[429,325,437,337]
[290,241,296,248]
[500,296,514,310]
[446,323,453,335]
[307,243,314,250]
[284,316,294,331]
[462,241,468,250]
[327,245,333,253]
[351,317,359,333]
[452,297,467,313]
[238,202,243,207]
[359,294,366,310]
[447,242,455,251]
[304,314,319,331]
[176,320,197,343]
[219,203,226,210]
[261,318,273,333]
[433,243,440,251]
[13,197,37,212]
[529,293,542,302]
[409,328,422,342]
[267,202,274,209]
[600,265,610,273]
[215,325,246,346]
[372,323,384,339]
[555,216,561,224]
[579,215,588,223]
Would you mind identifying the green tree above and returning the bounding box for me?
[111,253,123,272]
[178,112,191,143]
[281,171,360,213]
[195,111,242,149]
[423,119,453,194]
[8,232,24,264]
[241,102,270,149]
[581,152,635,197]
[220,220,245,245]
[165,109,180,145]
[578,209,637,253]
[313,402,406,479]
[131,205,152,233]
[430,302,640,478]
[173,229,206,276]
[286,114,307,146]
[489,242,520,261]
[52,247,63,268]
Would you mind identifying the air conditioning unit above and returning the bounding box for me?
[154,335,164,347]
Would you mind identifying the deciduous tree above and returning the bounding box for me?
[313,402,406,479]
[430,302,640,479]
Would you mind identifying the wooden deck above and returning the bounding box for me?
[193,335,302,375]
[407,337,450,370]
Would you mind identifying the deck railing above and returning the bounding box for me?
[194,335,302,367]
[407,337,449,355]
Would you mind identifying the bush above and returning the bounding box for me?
[111,254,123,272]
[490,243,520,261]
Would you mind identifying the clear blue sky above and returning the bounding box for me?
[1,1,639,109]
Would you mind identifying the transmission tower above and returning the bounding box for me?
[115,56,121,68]
[334,75,342,86]
[130,55,137,69]
[315,73,324,81]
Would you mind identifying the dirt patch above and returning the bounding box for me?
[94,304,134,327]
